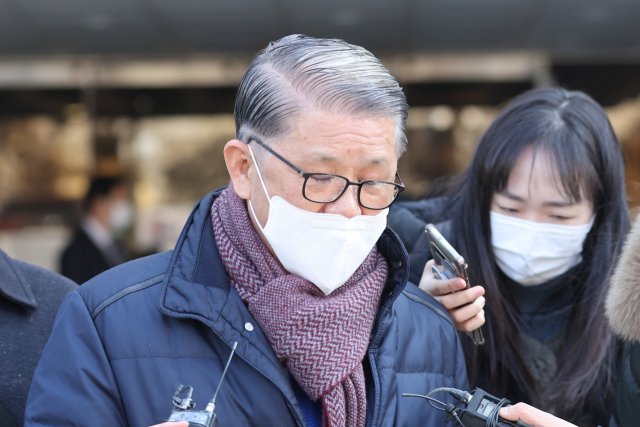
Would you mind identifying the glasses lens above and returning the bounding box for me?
[360,181,399,209]
[304,174,349,203]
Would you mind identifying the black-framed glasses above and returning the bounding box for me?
[247,136,405,210]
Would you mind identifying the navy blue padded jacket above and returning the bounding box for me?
[25,189,467,427]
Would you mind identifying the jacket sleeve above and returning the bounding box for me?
[24,290,128,427]
[453,332,470,391]
[611,343,640,427]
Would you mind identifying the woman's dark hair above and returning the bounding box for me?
[447,88,629,424]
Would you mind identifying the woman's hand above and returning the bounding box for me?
[500,403,577,427]
[419,259,486,332]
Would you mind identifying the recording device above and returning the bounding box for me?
[425,224,485,346]
[403,387,532,427]
[166,342,238,427]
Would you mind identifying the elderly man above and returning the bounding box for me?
[25,35,467,427]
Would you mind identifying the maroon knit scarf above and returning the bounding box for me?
[210,186,388,427]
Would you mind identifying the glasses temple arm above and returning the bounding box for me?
[247,136,304,176]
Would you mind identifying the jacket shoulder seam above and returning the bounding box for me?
[91,274,165,320]
[110,355,224,362]
[74,289,93,315]
[24,420,69,427]
[401,289,455,330]
[377,365,456,378]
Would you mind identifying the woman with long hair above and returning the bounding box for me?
[389,87,629,426]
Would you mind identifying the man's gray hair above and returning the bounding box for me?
[234,34,409,157]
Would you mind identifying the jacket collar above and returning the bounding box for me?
[0,249,37,310]
[158,188,410,328]
[158,188,229,324]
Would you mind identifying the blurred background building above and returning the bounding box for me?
[1,0,640,277]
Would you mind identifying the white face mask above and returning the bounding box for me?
[247,146,388,295]
[490,211,594,286]
[109,200,134,235]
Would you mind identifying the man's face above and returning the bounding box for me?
[247,110,398,231]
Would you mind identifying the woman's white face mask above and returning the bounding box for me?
[490,146,595,285]
[246,146,388,295]
[491,212,594,285]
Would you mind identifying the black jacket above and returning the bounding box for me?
[610,344,640,427]
[60,226,125,284]
[0,249,76,426]
[26,189,468,427]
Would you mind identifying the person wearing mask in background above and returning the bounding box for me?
[0,250,76,426]
[388,88,629,426]
[25,35,468,427]
[60,176,133,284]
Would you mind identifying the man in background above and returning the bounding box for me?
[61,177,133,284]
